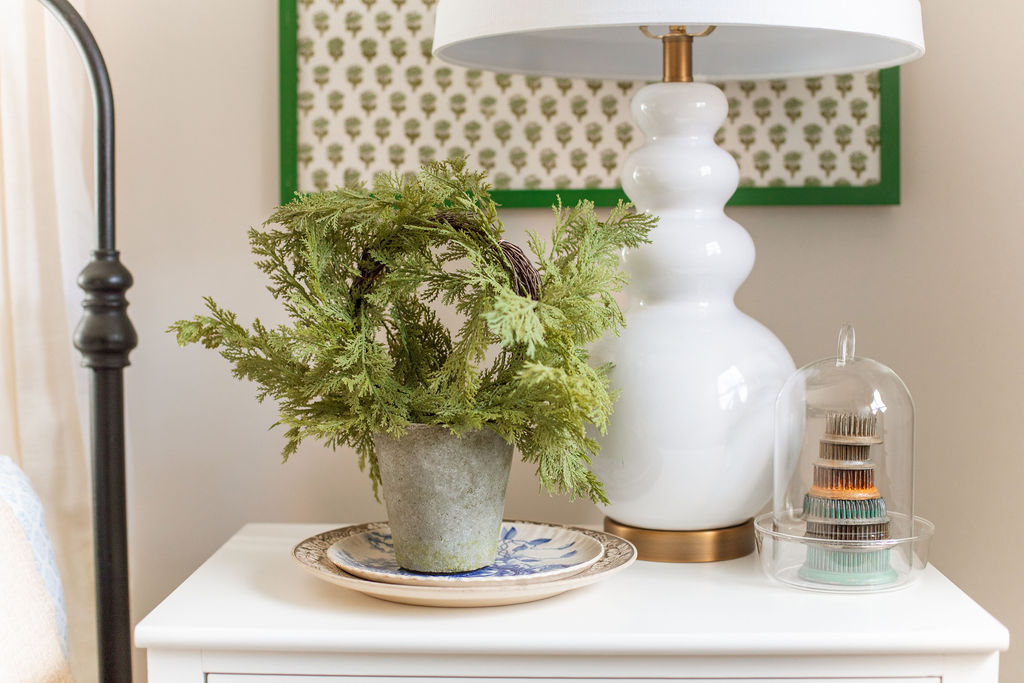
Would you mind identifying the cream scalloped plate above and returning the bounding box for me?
[293,521,636,607]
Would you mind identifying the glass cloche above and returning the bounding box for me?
[754,325,934,592]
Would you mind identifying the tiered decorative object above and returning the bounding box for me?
[800,411,896,586]
[754,325,933,592]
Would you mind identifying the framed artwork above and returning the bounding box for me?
[279,0,901,207]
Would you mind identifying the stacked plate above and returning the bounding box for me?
[292,521,637,607]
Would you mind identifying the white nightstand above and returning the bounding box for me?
[135,523,1008,682]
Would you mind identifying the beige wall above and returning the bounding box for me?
[83,0,1020,680]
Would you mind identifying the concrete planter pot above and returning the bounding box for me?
[374,425,513,573]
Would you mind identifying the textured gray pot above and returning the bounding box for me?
[374,425,513,573]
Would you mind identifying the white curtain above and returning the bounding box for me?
[0,1,98,681]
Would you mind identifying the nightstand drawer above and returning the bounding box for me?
[209,677,938,682]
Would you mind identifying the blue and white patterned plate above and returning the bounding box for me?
[326,521,604,587]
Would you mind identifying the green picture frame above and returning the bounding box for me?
[278,0,901,208]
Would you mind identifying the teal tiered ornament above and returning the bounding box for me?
[798,411,897,586]
[754,325,933,592]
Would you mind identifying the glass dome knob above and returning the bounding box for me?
[837,323,855,366]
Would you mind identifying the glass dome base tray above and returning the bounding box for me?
[754,512,933,593]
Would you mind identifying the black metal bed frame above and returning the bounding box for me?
[37,1,136,680]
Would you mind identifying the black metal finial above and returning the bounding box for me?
[74,251,137,369]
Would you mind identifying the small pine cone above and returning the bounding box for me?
[499,239,542,301]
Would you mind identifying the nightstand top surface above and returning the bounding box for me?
[134,522,1008,655]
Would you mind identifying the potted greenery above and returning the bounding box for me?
[170,159,655,573]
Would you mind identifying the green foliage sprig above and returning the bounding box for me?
[170,159,656,503]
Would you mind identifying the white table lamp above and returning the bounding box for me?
[433,0,924,562]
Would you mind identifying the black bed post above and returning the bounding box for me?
[36,1,137,681]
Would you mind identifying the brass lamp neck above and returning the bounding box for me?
[639,25,717,84]
[663,34,693,83]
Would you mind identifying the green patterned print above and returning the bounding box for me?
[294,0,884,193]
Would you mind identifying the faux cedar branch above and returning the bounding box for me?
[170,159,656,503]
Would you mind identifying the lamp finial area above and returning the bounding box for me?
[638,25,716,83]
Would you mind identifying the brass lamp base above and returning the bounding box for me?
[604,517,755,563]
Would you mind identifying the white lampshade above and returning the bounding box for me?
[433,0,924,80]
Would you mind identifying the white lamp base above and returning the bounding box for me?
[593,81,795,531]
